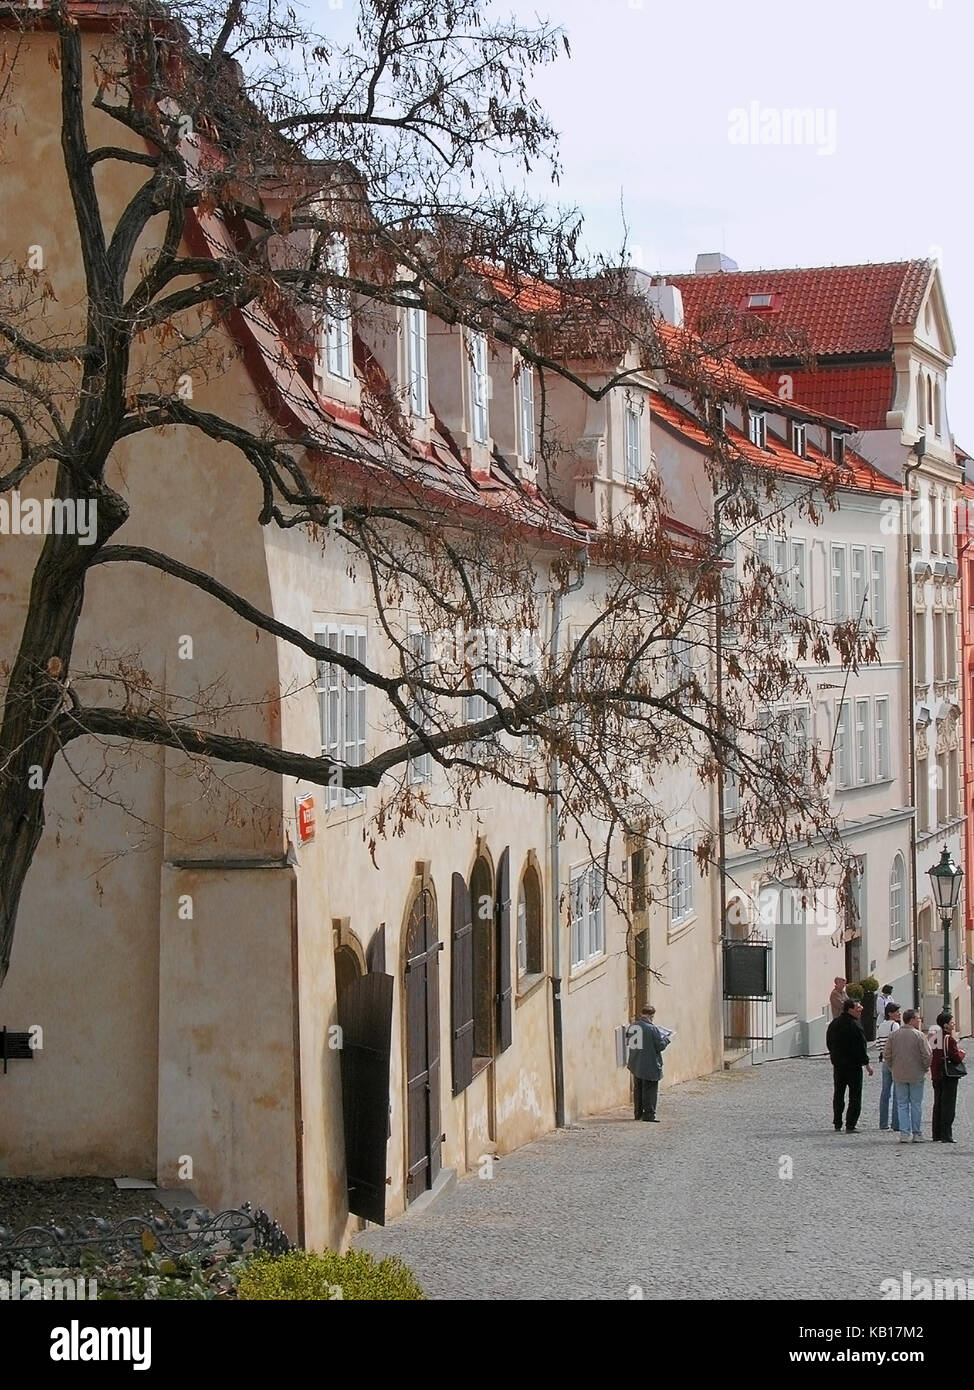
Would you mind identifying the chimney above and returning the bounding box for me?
[695,252,738,275]
[624,268,685,327]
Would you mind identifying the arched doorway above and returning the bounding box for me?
[404,886,441,1205]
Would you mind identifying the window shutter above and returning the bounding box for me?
[495,847,513,1054]
[451,872,474,1095]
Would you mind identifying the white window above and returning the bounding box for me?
[791,421,806,457]
[933,611,945,683]
[855,698,871,785]
[788,705,811,782]
[669,836,694,926]
[748,293,773,309]
[748,411,767,448]
[570,861,605,968]
[408,629,433,784]
[323,234,351,381]
[316,624,367,807]
[789,539,807,614]
[724,759,740,819]
[870,549,887,631]
[835,700,852,790]
[669,633,692,690]
[945,610,957,681]
[831,433,845,466]
[831,545,848,621]
[721,533,738,644]
[469,331,490,444]
[875,696,890,781]
[851,547,867,621]
[625,404,643,481]
[466,628,500,757]
[890,855,907,945]
[404,305,428,419]
[518,360,536,464]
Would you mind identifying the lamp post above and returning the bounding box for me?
[928,846,963,1015]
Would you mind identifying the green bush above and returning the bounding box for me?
[237,1248,425,1301]
[859,976,880,995]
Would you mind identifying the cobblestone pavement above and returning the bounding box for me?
[357,1052,974,1300]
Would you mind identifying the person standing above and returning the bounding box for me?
[625,1006,670,1122]
[829,977,850,1020]
[886,1009,932,1143]
[931,1011,966,1143]
[876,1002,901,1132]
[826,998,873,1132]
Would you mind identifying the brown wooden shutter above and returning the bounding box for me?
[451,871,474,1094]
[338,971,394,1225]
[495,847,513,1054]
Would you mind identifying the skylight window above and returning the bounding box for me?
[748,293,773,309]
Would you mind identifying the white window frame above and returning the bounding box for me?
[855,697,871,785]
[469,331,490,444]
[889,855,907,946]
[791,421,806,458]
[835,700,852,790]
[669,633,692,690]
[518,358,536,465]
[748,293,773,309]
[851,546,867,621]
[408,628,433,784]
[316,624,367,808]
[875,696,890,781]
[831,433,845,466]
[569,861,605,969]
[465,627,500,757]
[831,544,848,622]
[870,548,887,632]
[748,410,767,449]
[624,401,644,482]
[404,305,428,419]
[721,533,738,644]
[669,836,694,927]
[323,234,351,382]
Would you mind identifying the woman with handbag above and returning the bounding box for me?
[931,1011,967,1143]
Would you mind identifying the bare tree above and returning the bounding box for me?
[0,0,873,985]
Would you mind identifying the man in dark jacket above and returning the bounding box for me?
[626,1006,670,1122]
[826,998,873,1132]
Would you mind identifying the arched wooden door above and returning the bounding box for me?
[404,887,441,1204]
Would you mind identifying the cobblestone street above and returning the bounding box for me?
[357,1052,974,1300]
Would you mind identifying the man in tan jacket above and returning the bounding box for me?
[886,1009,932,1143]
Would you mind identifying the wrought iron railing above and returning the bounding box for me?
[0,1202,293,1272]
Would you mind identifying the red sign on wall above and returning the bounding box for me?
[295,793,316,844]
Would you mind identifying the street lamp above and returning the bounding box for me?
[928,846,963,1014]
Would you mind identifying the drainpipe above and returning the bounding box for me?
[548,551,588,1129]
[905,453,923,1010]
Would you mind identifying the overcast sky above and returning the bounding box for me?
[312,0,973,445]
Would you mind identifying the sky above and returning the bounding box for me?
[308,0,973,444]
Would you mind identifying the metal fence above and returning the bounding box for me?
[0,1202,293,1272]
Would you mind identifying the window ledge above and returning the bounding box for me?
[888,938,910,953]
[516,971,547,1005]
[568,955,607,990]
[668,912,697,943]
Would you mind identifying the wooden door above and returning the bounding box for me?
[338,971,394,1225]
[404,888,441,1203]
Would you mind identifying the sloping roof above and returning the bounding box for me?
[667,260,934,359]
[650,391,903,499]
[746,364,896,432]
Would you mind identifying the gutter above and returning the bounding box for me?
[548,551,588,1129]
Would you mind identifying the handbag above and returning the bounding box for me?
[944,1055,967,1079]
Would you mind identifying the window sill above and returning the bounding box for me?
[516,971,547,1005]
[668,912,697,943]
[568,955,607,989]
[888,938,910,953]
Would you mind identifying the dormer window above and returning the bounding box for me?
[715,403,725,434]
[747,293,773,309]
[518,359,536,464]
[323,234,351,382]
[747,410,767,449]
[831,433,846,466]
[404,305,428,419]
[791,421,806,458]
[468,331,490,444]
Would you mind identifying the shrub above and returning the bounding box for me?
[845,982,864,1000]
[859,976,880,994]
[237,1248,424,1301]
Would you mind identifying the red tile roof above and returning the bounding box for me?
[650,391,903,498]
[667,260,934,359]
[746,364,896,432]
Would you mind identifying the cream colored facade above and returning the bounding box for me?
[0,24,724,1249]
